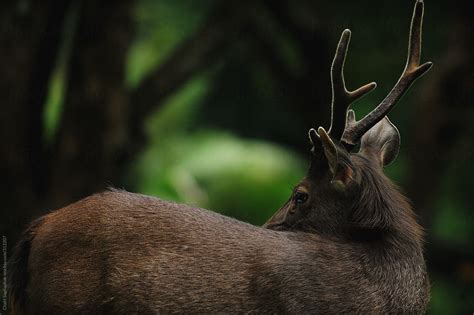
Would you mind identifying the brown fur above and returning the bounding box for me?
[8,186,428,314]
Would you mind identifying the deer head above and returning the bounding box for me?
[264,0,432,239]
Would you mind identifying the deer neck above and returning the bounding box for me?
[349,198,429,312]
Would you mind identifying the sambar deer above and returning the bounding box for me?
[8,0,432,313]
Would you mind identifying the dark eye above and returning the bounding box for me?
[293,191,308,204]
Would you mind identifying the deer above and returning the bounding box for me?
[8,1,432,314]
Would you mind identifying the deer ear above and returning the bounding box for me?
[317,127,354,188]
[360,117,400,166]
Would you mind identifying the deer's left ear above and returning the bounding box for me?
[360,117,400,166]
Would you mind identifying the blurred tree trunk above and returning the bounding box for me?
[49,0,135,208]
[0,0,71,239]
[0,0,136,248]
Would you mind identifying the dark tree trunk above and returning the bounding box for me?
[49,0,135,209]
[0,0,71,239]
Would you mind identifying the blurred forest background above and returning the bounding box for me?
[0,0,472,313]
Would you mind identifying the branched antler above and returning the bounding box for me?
[342,0,432,146]
[328,30,377,141]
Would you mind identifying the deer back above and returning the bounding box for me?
[13,190,408,314]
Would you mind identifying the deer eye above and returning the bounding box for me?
[293,191,308,204]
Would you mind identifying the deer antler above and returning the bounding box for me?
[342,0,432,146]
[328,30,377,141]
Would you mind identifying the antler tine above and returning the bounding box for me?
[342,0,433,146]
[328,29,377,141]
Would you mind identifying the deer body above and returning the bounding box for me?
[9,1,432,313]
[16,190,427,314]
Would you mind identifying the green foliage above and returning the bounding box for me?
[132,130,304,225]
[43,2,79,142]
[432,161,473,245]
[43,65,66,142]
[127,0,214,87]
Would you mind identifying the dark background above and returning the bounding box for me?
[0,0,472,313]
